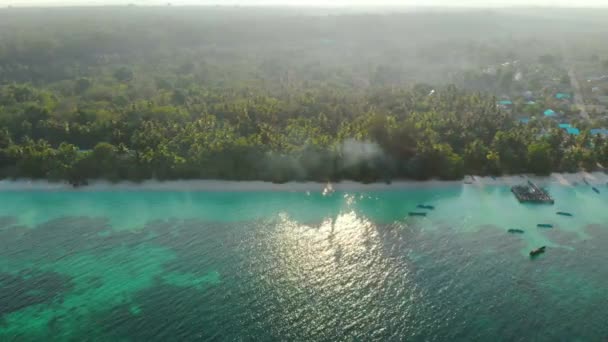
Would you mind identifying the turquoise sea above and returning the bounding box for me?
[1,179,608,341]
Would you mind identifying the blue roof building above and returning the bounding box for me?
[556,93,572,100]
[498,100,513,106]
[518,117,530,124]
[590,128,608,136]
[565,127,580,135]
[558,123,571,129]
[544,109,556,117]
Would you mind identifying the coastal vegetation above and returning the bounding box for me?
[2,7,608,183]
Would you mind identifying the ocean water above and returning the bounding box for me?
[1,180,608,341]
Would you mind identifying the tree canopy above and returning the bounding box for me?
[0,7,607,183]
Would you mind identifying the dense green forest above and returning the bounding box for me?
[2,7,608,183]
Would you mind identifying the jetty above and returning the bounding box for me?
[511,181,554,204]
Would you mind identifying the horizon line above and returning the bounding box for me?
[3,3,608,9]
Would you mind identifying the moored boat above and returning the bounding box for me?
[507,229,525,234]
[556,212,573,217]
[530,246,546,257]
[408,212,427,217]
[537,224,553,228]
[416,204,435,210]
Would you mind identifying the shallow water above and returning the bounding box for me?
[1,182,608,341]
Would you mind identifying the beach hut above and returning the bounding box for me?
[544,109,557,117]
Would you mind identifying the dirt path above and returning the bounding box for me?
[568,67,590,121]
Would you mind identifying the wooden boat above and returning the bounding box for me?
[537,224,553,228]
[556,212,573,217]
[507,229,525,234]
[416,204,435,210]
[530,246,546,257]
[408,212,427,217]
[593,187,600,194]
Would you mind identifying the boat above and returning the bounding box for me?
[556,212,573,217]
[408,212,427,217]
[529,246,546,257]
[512,182,554,204]
[416,204,435,210]
[583,178,590,185]
[507,229,525,234]
[464,181,473,184]
[537,224,553,228]
[593,187,600,194]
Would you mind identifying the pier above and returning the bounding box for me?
[511,181,554,204]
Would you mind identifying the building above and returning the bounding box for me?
[544,109,557,117]
[597,96,608,106]
[565,127,580,135]
[518,117,530,124]
[587,75,608,82]
[590,128,608,137]
[586,105,607,114]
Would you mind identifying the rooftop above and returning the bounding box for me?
[590,128,608,136]
[597,96,608,104]
[565,127,580,135]
[518,117,530,124]
[544,109,556,117]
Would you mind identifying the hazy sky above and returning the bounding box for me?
[2,0,608,7]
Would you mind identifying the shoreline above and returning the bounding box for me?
[0,172,605,192]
